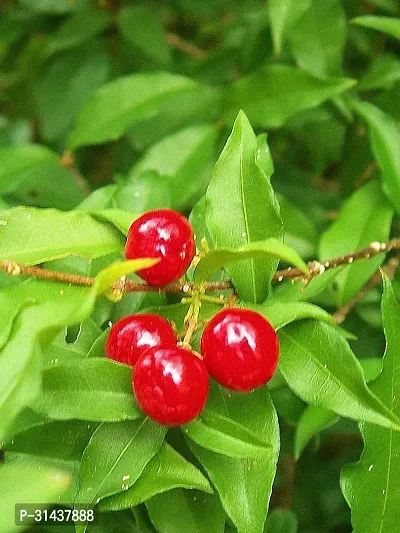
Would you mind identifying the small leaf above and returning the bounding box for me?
[69,72,200,148]
[278,320,400,430]
[99,443,212,511]
[205,111,283,302]
[0,463,71,533]
[288,0,346,77]
[358,54,400,91]
[268,0,311,55]
[131,124,218,211]
[319,180,393,305]
[352,15,400,41]
[194,239,308,284]
[75,419,167,506]
[0,207,125,265]
[183,409,272,459]
[224,65,356,128]
[351,100,400,218]
[32,358,141,421]
[118,5,170,65]
[341,275,400,532]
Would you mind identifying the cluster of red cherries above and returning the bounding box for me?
[105,209,279,426]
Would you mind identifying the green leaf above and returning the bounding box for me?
[341,275,400,532]
[69,72,200,148]
[264,509,298,533]
[99,443,212,511]
[187,384,279,533]
[278,320,400,430]
[146,490,225,533]
[358,54,400,91]
[268,0,311,55]
[224,65,356,128]
[45,10,110,56]
[194,239,308,285]
[0,463,71,533]
[0,207,125,265]
[32,358,141,421]
[351,100,400,217]
[131,124,218,211]
[183,408,272,459]
[294,358,383,459]
[319,180,393,305]
[205,111,283,302]
[352,15,400,41]
[245,300,333,330]
[0,145,85,209]
[37,43,110,142]
[78,209,138,235]
[118,5,170,65]
[75,419,166,506]
[288,0,346,77]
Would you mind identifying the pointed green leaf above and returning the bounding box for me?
[205,111,283,302]
[278,320,400,430]
[341,275,400,532]
[352,15,400,41]
[351,100,400,217]
[268,0,311,55]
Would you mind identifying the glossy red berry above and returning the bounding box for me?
[201,308,279,392]
[133,345,209,426]
[105,314,176,367]
[125,209,196,286]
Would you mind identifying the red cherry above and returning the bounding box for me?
[201,308,279,392]
[105,314,176,366]
[125,209,196,286]
[133,345,209,426]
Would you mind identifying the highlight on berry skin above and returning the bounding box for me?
[124,209,196,286]
[201,307,279,392]
[105,313,177,367]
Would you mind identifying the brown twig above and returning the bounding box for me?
[333,256,400,324]
[1,238,399,295]
[166,32,208,60]
[60,150,91,196]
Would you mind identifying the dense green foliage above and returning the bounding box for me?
[1,0,400,532]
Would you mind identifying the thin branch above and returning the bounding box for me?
[166,32,208,60]
[1,238,399,295]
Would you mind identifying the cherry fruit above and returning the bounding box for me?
[201,308,279,392]
[133,345,209,426]
[125,209,196,286]
[105,314,176,366]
